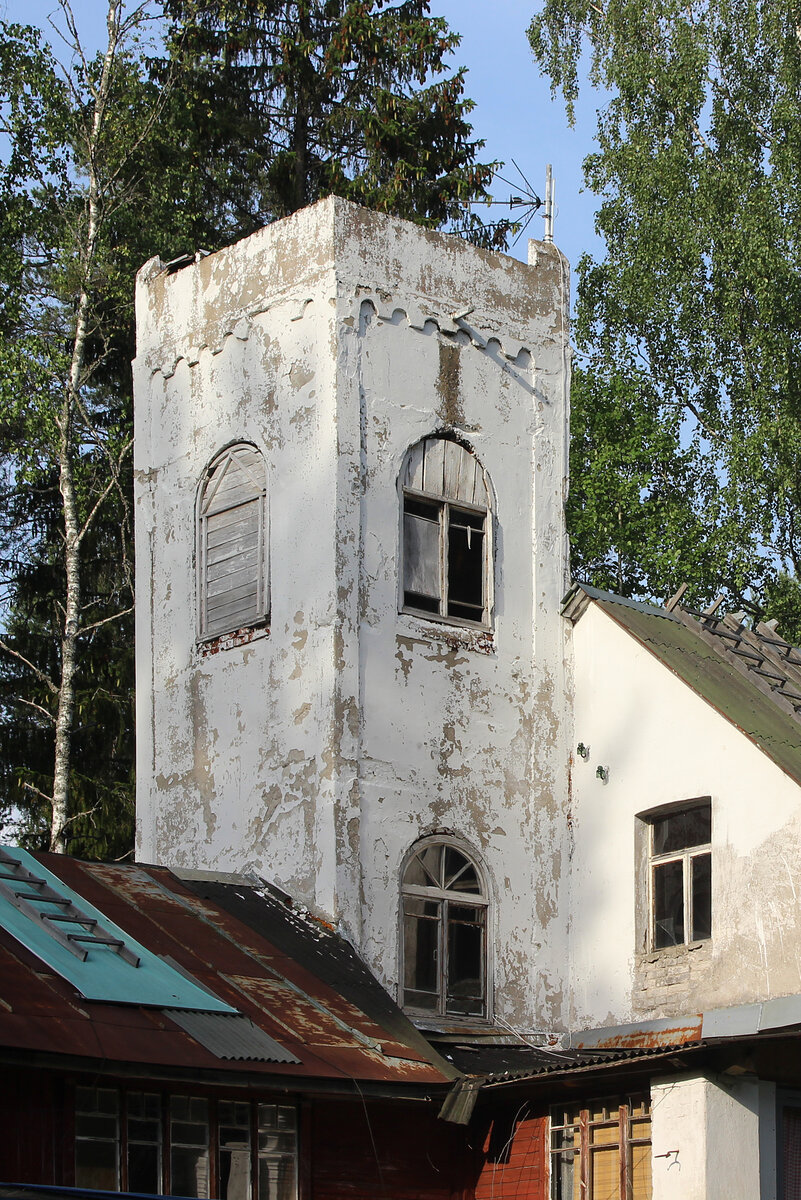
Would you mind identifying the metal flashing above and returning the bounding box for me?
[0,848,236,1012]
[562,581,679,624]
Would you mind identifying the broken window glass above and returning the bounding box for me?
[401,437,491,627]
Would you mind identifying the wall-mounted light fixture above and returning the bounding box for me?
[596,765,609,783]
[576,743,590,760]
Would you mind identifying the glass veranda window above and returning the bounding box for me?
[402,841,488,1018]
[402,437,491,626]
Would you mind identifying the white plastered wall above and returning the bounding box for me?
[133,197,573,1030]
[569,602,801,1030]
[651,1072,774,1200]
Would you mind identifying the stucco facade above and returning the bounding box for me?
[133,196,572,1032]
[569,598,801,1032]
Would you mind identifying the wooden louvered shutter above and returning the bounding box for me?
[199,445,267,638]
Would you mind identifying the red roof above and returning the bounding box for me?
[0,853,454,1089]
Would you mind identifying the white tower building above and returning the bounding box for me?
[133,197,572,1033]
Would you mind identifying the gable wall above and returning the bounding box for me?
[569,602,801,1029]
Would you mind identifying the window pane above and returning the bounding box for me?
[691,852,712,941]
[551,1152,579,1200]
[446,509,484,618]
[76,1140,118,1191]
[443,847,481,893]
[631,1143,652,1200]
[127,1091,161,1193]
[129,1144,160,1194]
[446,908,484,1015]
[219,1100,251,1200]
[258,1106,296,1200]
[404,845,442,888]
[403,896,440,1003]
[75,1088,119,1191]
[171,1096,209,1199]
[258,1156,297,1200]
[653,859,684,947]
[404,499,441,606]
[172,1147,210,1198]
[652,804,710,855]
[590,1146,618,1200]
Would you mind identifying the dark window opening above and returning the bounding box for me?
[401,840,488,1018]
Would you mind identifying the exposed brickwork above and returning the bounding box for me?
[633,940,712,1016]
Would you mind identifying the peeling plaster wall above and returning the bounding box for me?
[134,197,572,1032]
[570,603,801,1029]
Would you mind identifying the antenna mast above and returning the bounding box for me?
[543,165,554,244]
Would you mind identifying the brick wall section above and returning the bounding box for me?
[633,941,712,1015]
[474,1109,548,1200]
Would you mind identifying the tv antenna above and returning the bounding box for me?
[469,161,555,246]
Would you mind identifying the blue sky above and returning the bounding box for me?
[1,0,603,272]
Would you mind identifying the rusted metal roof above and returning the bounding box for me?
[0,853,455,1091]
[564,583,801,786]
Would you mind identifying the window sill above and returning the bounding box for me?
[636,939,712,968]
[196,621,270,657]
[398,610,495,655]
[406,1012,492,1034]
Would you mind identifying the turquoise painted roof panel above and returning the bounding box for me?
[0,847,236,1011]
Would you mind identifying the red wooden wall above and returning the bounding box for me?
[473,1108,548,1200]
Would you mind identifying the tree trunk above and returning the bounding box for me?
[49,0,121,852]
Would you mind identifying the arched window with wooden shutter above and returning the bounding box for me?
[197,444,268,639]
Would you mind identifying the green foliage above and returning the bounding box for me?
[0,2,505,858]
[158,0,509,246]
[531,0,801,625]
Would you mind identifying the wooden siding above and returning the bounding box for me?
[309,1097,479,1200]
[474,1110,548,1200]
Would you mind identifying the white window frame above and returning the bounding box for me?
[196,443,269,641]
[399,436,493,630]
[647,799,712,950]
[74,1088,298,1200]
[399,836,490,1021]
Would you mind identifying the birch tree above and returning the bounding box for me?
[0,1,506,857]
[0,3,165,853]
[530,0,801,628]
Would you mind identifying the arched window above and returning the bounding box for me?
[197,444,268,639]
[401,436,491,627]
[401,839,489,1018]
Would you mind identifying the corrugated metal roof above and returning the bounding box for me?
[165,1010,300,1062]
[565,582,801,786]
[0,854,453,1089]
[0,848,235,1013]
